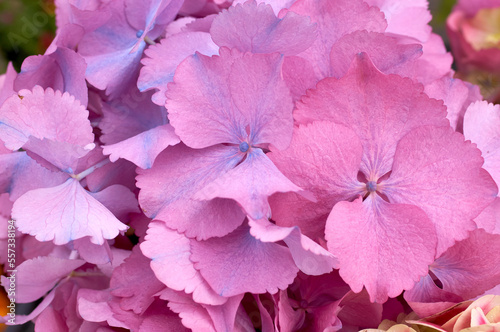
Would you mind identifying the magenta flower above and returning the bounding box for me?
[269,54,497,302]
[0,86,135,245]
[404,229,500,317]
[138,48,301,239]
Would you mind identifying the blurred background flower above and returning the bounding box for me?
[0,0,56,72]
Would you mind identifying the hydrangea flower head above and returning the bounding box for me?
[270,54,497,302]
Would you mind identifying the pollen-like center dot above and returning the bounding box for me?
[366,181,377,193]
[136,30,144,38]
[239,141,250,153]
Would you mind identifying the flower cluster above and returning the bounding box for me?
[0,0,499,331]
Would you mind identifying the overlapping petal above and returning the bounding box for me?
[140,221,227,305]
[0,86,94,172]
[295,54,449,178]
[269,121,364,241]
[326,196,437,303]
[137,144,245,240]
[12,178,128,245]
[190,223,298,297]
[210,0,316,55]
[384,125,498,255]
[167,48,293,150]
[138,31,219,106]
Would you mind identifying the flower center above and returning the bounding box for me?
[366,181,377,193]
[136,30,144,38]
[239,141,250,153]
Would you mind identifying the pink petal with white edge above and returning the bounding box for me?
[286,0,387,79]
[475,197,500,235]
[0,86,94,171]
[140,221,227,305]
[424,75,482,132]
[326,195,437,303]
[464,101,500,186]
[0,256,84,303]
[431,229,500,300]
[269,121,364,242]
[167,48,293,150]
[103,124,180,169]
[12,178,128,245]
[196,148,302,220]
[210,0,316,55]
[249,218,337,275]
[295,53,449,178]
[137,144,245,240]
[138,31,219,106]
[191,223,298,297]
[329,31,422,79]
[364,0,432,42]
[384,125,498,255]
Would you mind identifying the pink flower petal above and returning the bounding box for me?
[0,86,94,171]
[431,229,500,300]
[88,184,139,220]
[12,178,128,245]
[139,31,219,106]
[140,221,227,305]
[103,124,180,169]
[195,149,302,220]
[77,289,128,328]
[210,0,316,55]
[365,0,432,42]
[464,101,500,186]
[326,196,437,303]
[0,62,17,106]
[110,246,166,314]
[384,125,498,255]
[159,288,219,331]
[191,223,298,297]
[268,121,364,242]
[330,31,422,79]
[72,237,113,265]
[14,47,88,106]
[0,151,68,201]
[85,155,137,193]
[424,75,482,132]
[338,289,384,329]
[475,197,500,235]
[404,274,463,318]
[137,144,245,240]
[1,256,84,303]
[287,0,387,79]
[166,48,293,150]
[408,33,453,85]
[159,288,244,332]
[249,218,337,275]
[99,86,167,146]
[282,55,317,102]
[125,0,183,49]
[294,53,449,178]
